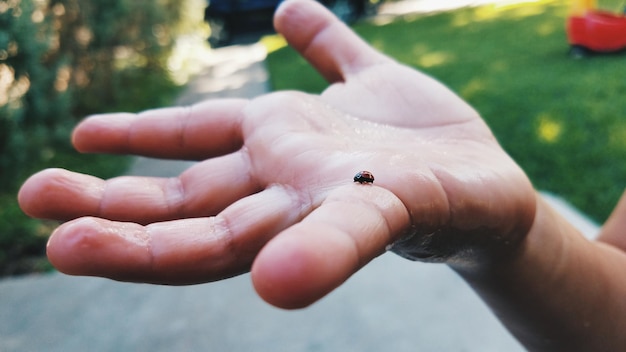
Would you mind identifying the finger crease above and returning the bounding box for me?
[96,181,109,218]
[240,146,263,192]
[144,225,156,274]
[213,213,238,263]
[177,105,194,149]
[167,177,188,219]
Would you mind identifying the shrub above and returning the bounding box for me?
[0,0,187,275]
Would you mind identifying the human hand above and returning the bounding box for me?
[18,0,536,308]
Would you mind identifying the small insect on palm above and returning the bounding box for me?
[353,171,375,184]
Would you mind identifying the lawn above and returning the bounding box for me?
[265,0,626,223]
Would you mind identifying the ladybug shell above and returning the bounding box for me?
[354,171,375,184]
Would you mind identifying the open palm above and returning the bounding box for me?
[18,0,536,309]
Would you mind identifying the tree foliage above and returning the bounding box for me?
[0,0,187,275]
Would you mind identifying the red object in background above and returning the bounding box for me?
[567,10,626,55]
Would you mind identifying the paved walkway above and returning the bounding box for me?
[1,2,599,351]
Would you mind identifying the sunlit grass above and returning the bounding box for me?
[260,34,288,54]
[266,0,626,222]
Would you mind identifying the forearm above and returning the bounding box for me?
[455,195,626,351]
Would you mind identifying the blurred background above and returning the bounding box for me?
[0,0,625,350]
[0,0,206,276]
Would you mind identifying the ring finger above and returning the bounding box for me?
[18,151,259,224]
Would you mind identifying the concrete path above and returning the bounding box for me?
[1,2,600,351]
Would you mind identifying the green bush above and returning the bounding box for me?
[0,0,187,275]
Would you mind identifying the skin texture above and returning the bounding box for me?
[18,0,535,290]
[17,1,626,350]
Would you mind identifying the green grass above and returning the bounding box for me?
[266,0,626,223]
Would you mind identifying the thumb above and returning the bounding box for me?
[273,0,390,83]
[251,185,410,309]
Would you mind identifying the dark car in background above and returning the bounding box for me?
[205,0,383,46]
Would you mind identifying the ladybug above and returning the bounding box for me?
[353,171,375,184]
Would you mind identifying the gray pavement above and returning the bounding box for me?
[0,2,601,351]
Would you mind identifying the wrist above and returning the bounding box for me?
[450,194,562,278]
[389,191,539,273]
[453,193,626,351]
